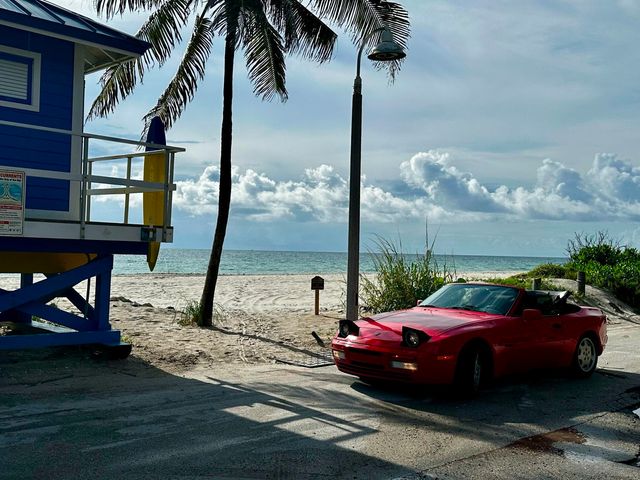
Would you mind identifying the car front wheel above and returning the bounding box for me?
[571,335,598,378]
[454,346,487,396]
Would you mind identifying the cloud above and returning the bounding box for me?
[399,151,504,213]
[397,150,640,222]
[536,159,593,203]
[173,163,458,224]
[169,150,640,225]
[586,153,640,219]
[397,151,593,220]
[587,153,640,203]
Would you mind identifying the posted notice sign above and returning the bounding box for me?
[0,170,25,235]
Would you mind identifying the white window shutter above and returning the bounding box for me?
[0,58,29,101]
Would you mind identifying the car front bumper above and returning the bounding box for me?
[331,338,456,385]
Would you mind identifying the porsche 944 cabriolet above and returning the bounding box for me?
[331,282,607,394]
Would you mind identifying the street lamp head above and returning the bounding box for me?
[367,28,406,61]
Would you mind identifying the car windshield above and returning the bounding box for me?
[419,283,519,315]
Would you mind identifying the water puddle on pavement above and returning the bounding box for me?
[508,425,640,469]
[509,427,586,456]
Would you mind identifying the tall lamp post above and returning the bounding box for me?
[346,28,406,322]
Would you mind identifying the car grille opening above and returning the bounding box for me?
[338,362,413,382]
[351,361,384,370]
[347,347,383,357]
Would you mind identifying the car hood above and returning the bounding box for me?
[357,307,501,339]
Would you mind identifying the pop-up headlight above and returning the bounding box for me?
[338,320,359,338]
[402,327,430,347]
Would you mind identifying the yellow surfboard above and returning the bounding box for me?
[142,117,167,272]
[143,150,164,271]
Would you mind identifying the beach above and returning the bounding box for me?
[1,273,342,370]
[4,269,637,374]
[109,273,348,370]
[1,271,526,372]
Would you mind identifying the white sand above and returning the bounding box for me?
[0,271,524,311]
[110,273,348,312]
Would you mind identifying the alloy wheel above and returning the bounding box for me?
[577,337,596,373]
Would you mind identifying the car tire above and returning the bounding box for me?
[571,335,598,378]
[454,346,487,397]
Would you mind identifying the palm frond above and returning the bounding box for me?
[87,59,140,120]
[239,2,288,102]
[87,0,194,120]
[95,0,164,18]
[142,14,215,133]
[266,0,337,63]
[140,0,195,68]
[375,1,410,47]
[209,0,241,35]
[311,0,409,46]
[310,0,410,78]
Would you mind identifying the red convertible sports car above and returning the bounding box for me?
[331,282,607,394]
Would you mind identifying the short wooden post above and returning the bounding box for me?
[314,291,320,315]
[311,276,324,315]
[577,271,586,295]
[532,278,541,290]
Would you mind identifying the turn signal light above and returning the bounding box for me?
[332,350,346,360]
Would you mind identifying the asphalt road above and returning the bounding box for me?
[1,322,639,479]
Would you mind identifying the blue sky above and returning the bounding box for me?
[60,0,640,256]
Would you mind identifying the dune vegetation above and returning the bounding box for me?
[362,231,640,313]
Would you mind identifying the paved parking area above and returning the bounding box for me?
[1,322,639,479]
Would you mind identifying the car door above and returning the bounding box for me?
[491,314,539,375]
[532,311,567,368]
[525,293,568,368]
[496,293,561,374]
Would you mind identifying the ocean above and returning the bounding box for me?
[113,249,566,275]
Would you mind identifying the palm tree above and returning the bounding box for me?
[90,0,410,326]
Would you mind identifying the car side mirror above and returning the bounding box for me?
[522,308,542,321]
[416,299,422,306]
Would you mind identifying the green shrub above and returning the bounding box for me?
[566,231,622,266]
[563,264,578,281]
[481,276,528,288]
[482,276,557,290]
[527,263,567,279]
[565,231,640,308]
[359,236,456,314]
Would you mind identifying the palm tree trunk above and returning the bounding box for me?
[200,26,236,327]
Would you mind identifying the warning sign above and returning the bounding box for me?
[0,170,25,235]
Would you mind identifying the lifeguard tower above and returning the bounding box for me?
[0,0,184,356]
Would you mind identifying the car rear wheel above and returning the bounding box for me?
[571,335,598,378]
[454,346,488,396]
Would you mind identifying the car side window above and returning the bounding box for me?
[537,295,554,315]
[521,293,554,315]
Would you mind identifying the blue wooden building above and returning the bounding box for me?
[0,0,184,355]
